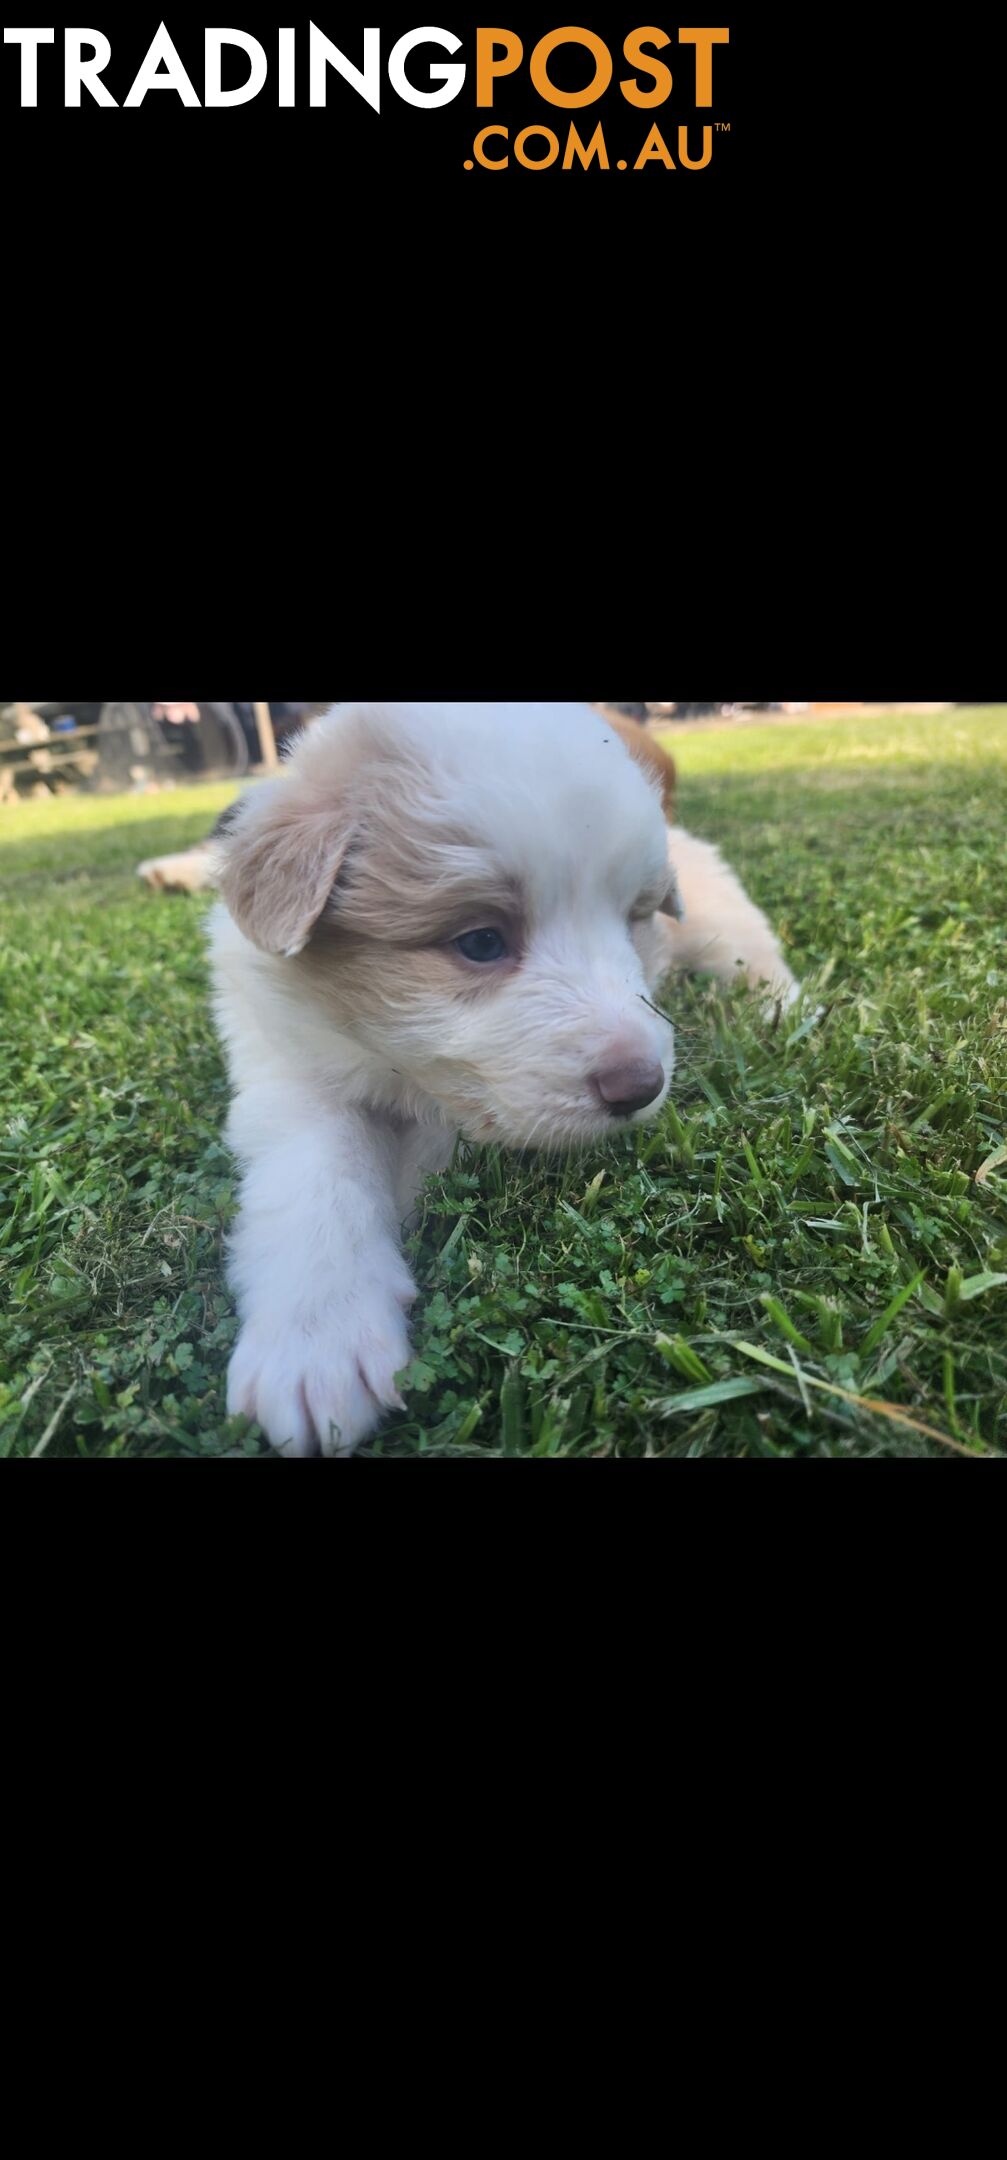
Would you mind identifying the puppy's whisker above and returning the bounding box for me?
[638,993,674,1029]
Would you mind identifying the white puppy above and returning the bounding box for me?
[202,702,795,1456]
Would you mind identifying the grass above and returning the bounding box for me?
[1,708,1006,1460]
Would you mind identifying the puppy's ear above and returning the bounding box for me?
[601,711,678,822]
[659,861,686,921]
[639,737,677,822]
[217,788,352,956]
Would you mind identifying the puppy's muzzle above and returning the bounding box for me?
[592,1059,667,1118]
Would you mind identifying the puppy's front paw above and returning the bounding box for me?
[137,849,211,893]
[762,972,801,1020]
[227,1269,416,1457]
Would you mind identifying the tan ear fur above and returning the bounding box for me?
[218,788,352,956]
[596,710,678,822]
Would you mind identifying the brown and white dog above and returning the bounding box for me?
[142,702,796,1455]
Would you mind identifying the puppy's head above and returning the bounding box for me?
[217,703,681,1148]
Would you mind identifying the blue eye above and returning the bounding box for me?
[454,928,509,964]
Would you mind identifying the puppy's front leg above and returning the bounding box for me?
[224,1084,417,1456]
[661,826,799,1006]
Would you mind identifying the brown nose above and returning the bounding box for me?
[592,1059,666,1117]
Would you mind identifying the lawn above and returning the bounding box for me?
[2,708,1006,1459]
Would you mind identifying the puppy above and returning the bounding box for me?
[202,702,795,1456]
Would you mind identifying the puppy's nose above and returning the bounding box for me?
[592,1059,666,1117]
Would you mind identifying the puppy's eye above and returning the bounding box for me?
[454,928,510,964]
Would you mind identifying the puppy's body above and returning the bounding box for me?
[199,702,795,1455]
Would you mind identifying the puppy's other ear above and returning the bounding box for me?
[601,711,678,821]
[659,861,686,921]
[217,789,352,956]
[638,735,677,822]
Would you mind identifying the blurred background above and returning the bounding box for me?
[0,701,320,801]
[0,700,956,802]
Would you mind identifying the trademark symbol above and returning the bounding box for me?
[715,121,731,132]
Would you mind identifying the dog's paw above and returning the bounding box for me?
[761,972,801,1020]
[137,848,212,893]
[226,1272,416,1457]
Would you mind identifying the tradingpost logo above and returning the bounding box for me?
[3,23,732,172]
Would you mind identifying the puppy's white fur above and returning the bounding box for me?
[206,702,796,1456]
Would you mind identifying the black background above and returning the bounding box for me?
[4,13,1000,694]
